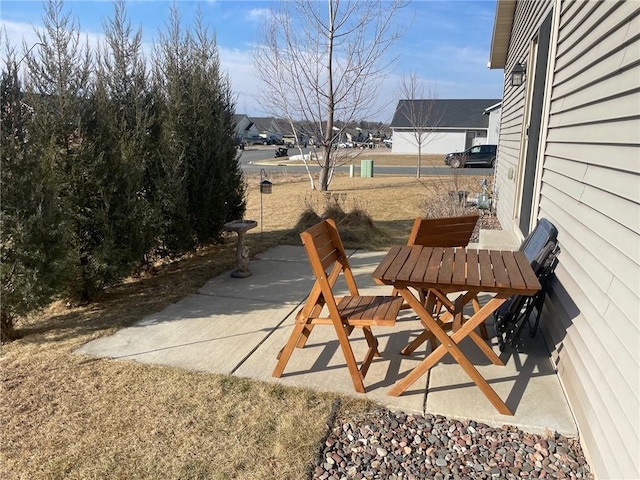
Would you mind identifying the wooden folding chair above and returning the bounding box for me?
[272,219,403,393]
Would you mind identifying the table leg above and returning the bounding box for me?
[401,290,491,358]
[389,288,512,416]
[401,291,438,355]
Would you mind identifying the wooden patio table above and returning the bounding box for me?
[372,245,541,415]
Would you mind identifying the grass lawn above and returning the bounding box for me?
[1,165,495,479]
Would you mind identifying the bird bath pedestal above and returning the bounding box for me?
[224,220,258,278]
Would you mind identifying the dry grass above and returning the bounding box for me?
[1,170,494,479]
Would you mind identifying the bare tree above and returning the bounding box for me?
[253,0,407,191]
[395,72,440,178]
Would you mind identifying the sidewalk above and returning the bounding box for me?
[76,245,576,437]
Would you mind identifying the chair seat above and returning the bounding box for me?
[337,295,403,327]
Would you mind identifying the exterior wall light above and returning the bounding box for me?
[511,63,526,87]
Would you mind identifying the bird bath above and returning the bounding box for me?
[224,220,258,278]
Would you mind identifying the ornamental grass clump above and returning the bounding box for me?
[293,192,379,247]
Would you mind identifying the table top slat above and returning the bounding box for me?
[372,245,403,283]
[452,248,467,284]
[514,251,543,292]
[412,247,433,283]
[478,249,495,288]
[425,247,445,283]
[490,250,510,288]
[438,248,455,284]
[465,249,480,287]
[502,251,526,289]
[397,245,424,282]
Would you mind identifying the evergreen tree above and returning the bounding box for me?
[95,0,161,269]
[2,1,247,340]
[25,0,114,301]
[154,6,245,252]
[151,7,193,253]
[0,45,69,340]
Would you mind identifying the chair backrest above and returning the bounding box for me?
[408,214,480,247]
[519,218,558,272]
[300,218,359,298]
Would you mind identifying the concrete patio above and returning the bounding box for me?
[76,244,577,437]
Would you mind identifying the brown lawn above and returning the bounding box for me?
[1,165,494,479]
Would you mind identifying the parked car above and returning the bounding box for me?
[445,144,497,168]
[263,136,284,145]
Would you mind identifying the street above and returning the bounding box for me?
[237,146,494,177]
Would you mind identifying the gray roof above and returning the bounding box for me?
[249,116,277,133]
[390,99,501,129]
[275,118,294,136]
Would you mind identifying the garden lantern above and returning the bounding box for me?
[259,169,273,239]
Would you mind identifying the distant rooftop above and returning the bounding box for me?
[390,99,502,129]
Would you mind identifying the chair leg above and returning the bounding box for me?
[362,326,380,356]
[334,323,367,393]
[359,327,380,379]
[272,320,308,378]
[295,325,314,348]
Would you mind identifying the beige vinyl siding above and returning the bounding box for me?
[545,142,639,171]
[493,0,640,478]
[494,0,553,231]
[539,0,640,478]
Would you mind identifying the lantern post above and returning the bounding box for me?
[259,169,273,240]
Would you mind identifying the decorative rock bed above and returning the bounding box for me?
[312,408,592,480]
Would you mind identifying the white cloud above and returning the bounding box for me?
[1,20,40,50]
[1,18,107,58]
[246,8,271,22]
[219,45,262,115]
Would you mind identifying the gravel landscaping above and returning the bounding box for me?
[312,408,592,480]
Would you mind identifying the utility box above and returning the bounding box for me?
[360,159,374,178]
[477,193,492,210]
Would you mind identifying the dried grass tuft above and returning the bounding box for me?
[291,190,381,247]
[293,208,323,233]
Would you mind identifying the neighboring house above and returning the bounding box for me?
[488,1,639,479]
[275,118,310,146]
[234,114,259,144]
[249,116,282,142]
[389,99,501,154]
[483,102,502,145]
[344,128,371,145]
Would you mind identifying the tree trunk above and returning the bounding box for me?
[320,0,336,193]
[319,145,332,191]
[1,310,16,343]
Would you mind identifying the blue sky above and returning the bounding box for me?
[1,0,504,121]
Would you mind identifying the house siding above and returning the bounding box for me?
[487,107,502,144]
[494,0,554,232]
[495,1,640,478]
[392,131,466,155]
